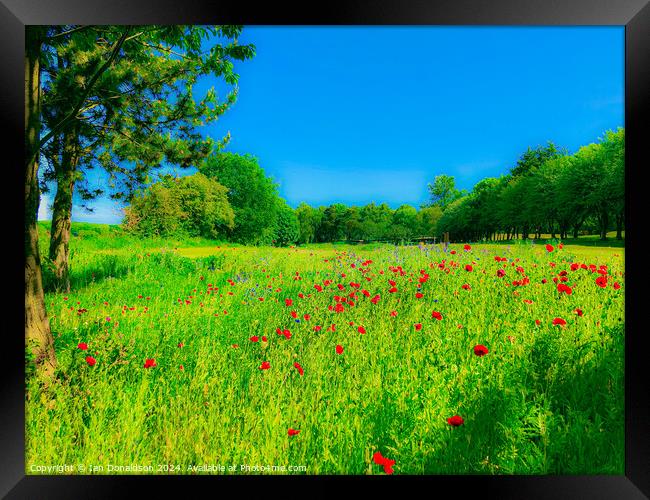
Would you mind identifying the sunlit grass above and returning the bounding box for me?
[27,230,625,475]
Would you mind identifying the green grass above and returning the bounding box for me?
[27,227,625,475]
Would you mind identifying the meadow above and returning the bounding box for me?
[26,223,625,475]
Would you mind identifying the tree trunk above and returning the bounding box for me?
[616,213,623,240]
[600,210,609,240]
[25,27,56,380]
[48,128,78,293]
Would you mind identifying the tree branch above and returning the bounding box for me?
[28,28,132,167]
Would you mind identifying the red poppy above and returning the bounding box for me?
[574,308,583,317]
[595,276,608,288]
[260,361,271,370]
[373,451,396,475]
[390,310,398,317]
[371,295,381,304]
[414,323,422,331]
[85,356,96,367]
[288,428,300,436]
[497,269,505,278]
[144,358,157,368]
[314,325,322,332]
[415,292,424,298]
[613,282,621,290]
[465,265,473,272]
[294,362,304,376]
[358,326,366,334]
[432,311,442,320]
[447,415,464,426]
[78,342,88,351]
[336,345,344,354]
[250,336,259,342]
[546,244,554,252]
[473,344,489,356]
[178,342,184,348]
[552,317,567,326]
[464,244,471,251]
[557,283,573,295]
[461,284,471,290]
[285,298,293,307]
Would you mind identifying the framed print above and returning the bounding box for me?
[2,0,649,497]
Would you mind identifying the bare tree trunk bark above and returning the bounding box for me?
[48,128,79,293]
[25,27,56,380]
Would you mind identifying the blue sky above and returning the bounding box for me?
[39,26,624,224]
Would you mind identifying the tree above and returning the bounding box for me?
[416,205,443,237]
[26,27,57,380]
[123,173,235,238]
[274,202,300,246]
[392,205,418,241]
[295,203,320,244]
[200,153,280,245]
[510,141,565,177]
[40,25,255,291]
[427,174,464,211]
[316,204,347,242]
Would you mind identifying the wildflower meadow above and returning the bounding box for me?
[26,227,625,475]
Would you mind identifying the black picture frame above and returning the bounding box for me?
[2,0,648,497]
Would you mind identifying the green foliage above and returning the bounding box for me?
[39,25,256,205]
[427,174,465,211]
[436,129,624,242]
[200,153,280,245]
[123,173,234,239]
[274,202,300,247]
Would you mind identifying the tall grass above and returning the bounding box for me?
[27,231,625,475]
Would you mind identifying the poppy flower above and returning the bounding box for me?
[447,415,464,426]
[85,356,96,367]
[371,295,381,304]
[546,244,554,252]
[465,265,473,272]
[178,342,184,348]
[595,276,608,288]
[294,362,304,376]
[461,284,471,290]
[373,451,396,475]
[496,269,506,278]
[432,311,442,320]
[288,428,300,436]
[415,292,424,299]
[358,326,366,334]
[78,342,88,351]
[314,325,322,332]
[613,282,621,290]
[285,298,293,307]
[464,244,471,251]
[144,358,157,368]
[473,344,489,356]
[552,317,567,326]
[574,308,583,317]
[414,323,422,331]
[260,361,271,370]
[250,336,260,342]
[336,345,344,354]
[390,310,398,317]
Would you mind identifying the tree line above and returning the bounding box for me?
[123,129,624,248]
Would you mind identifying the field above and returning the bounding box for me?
[26,224,625,475]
